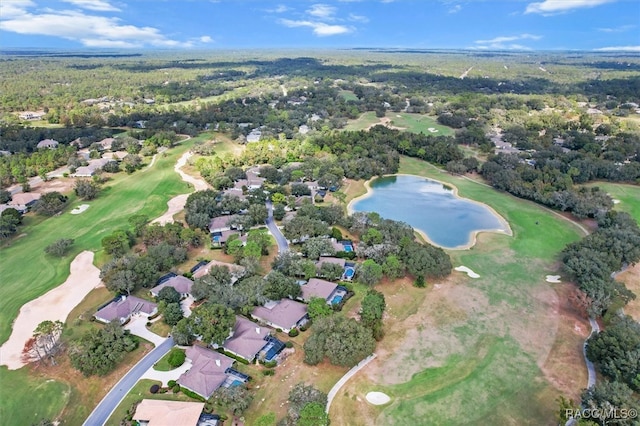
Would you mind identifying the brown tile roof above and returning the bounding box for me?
[178,346,234,399]
[95,296,157,323]
[133,400,204,426]
[316,256,346,268]
[208,215,236,232]
[192,260,246,280]
[150,275,194,296]
[251,299,308,331]
[223,316,269,361]
[301,278,338,302]
[9,192,41,206]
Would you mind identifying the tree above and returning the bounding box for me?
[0,213,20,238]
[0,189,11,203]
[157,286,181,304]
[302,237,335,260]
[273,203,286,220]
[69,322,138,376]
[101,230,131,257]
[213,385,253,415]
[21,320,63,365]
[382,255,404,280]
[163,302,183,326]
[32,191,68,216]
[167,348,186,367]
[298,402,330,426]
[172,318,194,345]
[581,381,640,425]
[308,297,333,320]
[247,203,268,226]
[128,214,149,236]
[74,179,100,200]
[283,383,328,425]
[304,315,375,367]
[357,259,383,286]
[247,230,272,255]
[263,271,301,300]
[44,238,74,257]
[319,262,343,281]
[188,303,235,345]
[360,290,386,328]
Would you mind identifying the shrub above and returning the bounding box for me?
[167,348,186,368]
[168,380,177,388]
[288,328,299,337]
[262,360,277,369]
[172,384,181,393]
[414,275,426,288]
[146,322,152,327]
[216,348,250,365]
[44,238,75,257]
[262,369,275,376]
[285,341,294,348]
[181,387,206,402]
[150,384,160,394]
[299,323,309,332]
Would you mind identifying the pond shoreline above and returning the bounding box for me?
[347,173,512,250]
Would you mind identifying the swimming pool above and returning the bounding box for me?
[343,267,355,279]
[343,244,353,252]
[331,295,343,305]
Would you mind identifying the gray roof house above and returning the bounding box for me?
[299,278,338,303]
[223,316,271,362]
[37,139,59,149]
[8,192,41,212]
[192,260,246,282]
[251,299,308,332]
[177,346,235,399]
[150,275,194,298]
[74,158,113,177]
[316,256,346,269]
[208,215,237,233]
[94,296,157,324]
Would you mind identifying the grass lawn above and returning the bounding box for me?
[386,112,455,136]
[330,156,585,425]
[344,112,380,131]
[0,140,195,346]
[339,90,359,102]
[584,181,640,223]
[153,348,186,372]
[0,366,70,426]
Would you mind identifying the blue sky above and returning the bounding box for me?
[1,0,638,51]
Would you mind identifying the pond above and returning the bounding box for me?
[350,175,510,249]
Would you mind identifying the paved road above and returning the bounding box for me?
[83,337,174,426]
[265,200,289,253]
[584,318,600,389]
[325,353,377,413]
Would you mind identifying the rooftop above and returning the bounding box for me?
[252,299,308,331]
[133,400,205,426]
[300,278,338,302]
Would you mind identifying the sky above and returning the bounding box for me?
[0,0,639,51]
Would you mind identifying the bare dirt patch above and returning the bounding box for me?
[0,251,103,370]
[616,263,640,321]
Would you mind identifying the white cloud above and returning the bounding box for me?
[349,13,369,23]
[449,4,462,13]
[525,0,616,15]
[279,19,352,36]
[597,24,635,33]
[0,7,191,48]
[199,35,213,43]
[474,33,541,50]
[61,0,121,12]
[1,0,35,18]
[307,4,336,20]
[594,45,640,52]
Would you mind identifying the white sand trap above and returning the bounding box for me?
[427,127,439,133]
[70,204,90,214]
[613,199,621,204]
[366,392,391,405]
[396,115,402,118]
[545,275,562,283]
[455,266,480,278]
[0,251,103,370]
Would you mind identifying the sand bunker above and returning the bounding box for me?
[0,251,102,370]
[545,275,562,283]
[613,199,621,204]
[366,392,391,405]
[427,127,439,133]
[70,204,90,214]
[454,266,480,278]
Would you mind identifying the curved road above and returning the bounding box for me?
[265,200,289,253]
[584,318,600,389]
[83,337,174,426]
[326,354,376,413]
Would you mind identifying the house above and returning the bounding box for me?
[246,129,261,143]
[208,215,237,233]
[316,256,346,269]
[97,138,115,151]
[192,259,246,281]
[331,239,354,253]
[150,275,194,298]
[19,111,45,120]
[94,295,157,324]
[299,125,310,135]
[223,316,275,362]
[299,278,339,303]
[177,346,235,399]
[211,229,247,247]
[74,158,113,177]
[133,400,205,426]
[37,139,59,149]
[251,299,308,332]
[8,192,41,212]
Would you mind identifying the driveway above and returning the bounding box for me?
[125,316,165,346]
[83,337,174,426]
[265,200,289,253]
[181,295,195,318]
[141,358,192,386]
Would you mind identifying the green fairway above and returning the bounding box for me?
[344,111,380,131]
[386,113,455,136]
[0,139,197,346]
[367,156,584,425]
[584,182,640,223]
[0,366,70,425]
[339,90,359,101]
